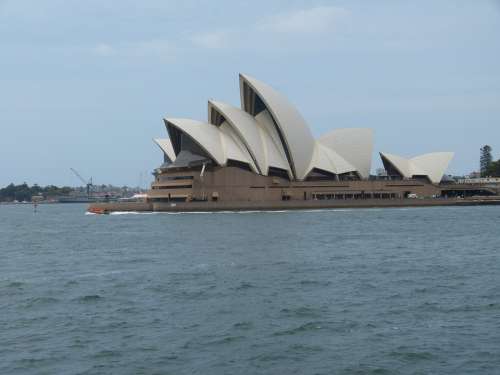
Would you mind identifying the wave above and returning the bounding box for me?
[273,322,325,336]
[109,211,157,215]
[99,209,326,215]
[73,270,127,279]
[88,206,421,216]
[76,294,103,302]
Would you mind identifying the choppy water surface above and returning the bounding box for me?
[1,204,500,374]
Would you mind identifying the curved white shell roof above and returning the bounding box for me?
[157,74,451,182]
[380,152,413,177]
[319,128,374,179]
[153,138,176,163]
[239,73,315,180]
[208,100,266,174]
[411,152,455,184]
[380,152,454,183]
[254,110,293,176]
[165,118,226,164]
[165,118,255,171]
[218,122,258,172]
[308,142,357,176]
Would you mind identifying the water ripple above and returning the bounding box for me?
[1,204,499,374]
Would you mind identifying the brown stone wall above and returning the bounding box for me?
[149,166,443,203]
[189,167,441,202]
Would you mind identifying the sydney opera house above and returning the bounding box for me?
[146,73,459,207]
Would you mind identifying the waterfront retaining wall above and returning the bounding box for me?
[88,198,500,213]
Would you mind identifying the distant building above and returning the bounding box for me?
[457,177,500,184]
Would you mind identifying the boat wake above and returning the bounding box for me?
[86,207,414,216]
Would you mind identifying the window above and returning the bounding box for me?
[306,168,338,181]
[210,108,227,126]
[268,167,290,180]
[227,159,252,171]
[160,176,194,181]
[154,185,192,189]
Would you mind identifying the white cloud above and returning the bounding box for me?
[190,31,230,49]
[132,39,174,58]
[94,43,115,56]
[257,5,350,34]
[92,39,175,61]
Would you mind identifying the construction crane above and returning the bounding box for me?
[70,168,93,198]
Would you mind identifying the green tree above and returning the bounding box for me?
[13,183,31,202]
[485,160,500,177]
[480,145,493,177]
[0,183,74,202]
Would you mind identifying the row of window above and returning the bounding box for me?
[159,175,194,181]
[152,185,193,190]
[311,192,400,200]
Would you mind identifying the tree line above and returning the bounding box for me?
[0,183,73,202]
[485,161,500,177]
[480,145,500,177]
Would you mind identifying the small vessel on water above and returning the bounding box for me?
[87,206,109,215]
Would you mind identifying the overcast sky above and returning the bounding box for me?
[1,0,499,187]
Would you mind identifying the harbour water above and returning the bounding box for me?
[1,204,499,374]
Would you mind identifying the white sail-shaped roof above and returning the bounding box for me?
[254,110,293,176]
[380,152,413,177]
[318,128,374,179]
[153,138,176,163]
[158,74,387,181]
[165,118,254,170]
[239,73,315,180]
[165,118,226,164]
[307,142,358,176]
[208,100,266,174]
[411,152,455,184]
[218,122,259,172]
[380,152,454,183]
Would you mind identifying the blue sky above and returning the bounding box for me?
[1,0,499,187]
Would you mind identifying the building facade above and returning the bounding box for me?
[149,73,456,204]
